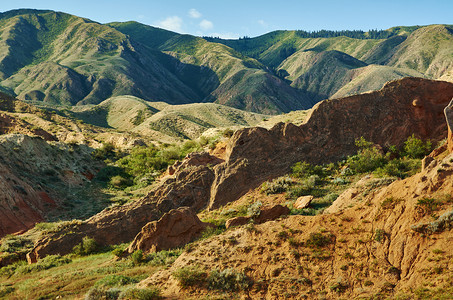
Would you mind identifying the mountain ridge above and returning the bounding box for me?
[0,9,451,114]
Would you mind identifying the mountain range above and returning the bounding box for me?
[0,9,452,114]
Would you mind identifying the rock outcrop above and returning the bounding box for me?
[225,205,290,229]
[127,207,210,253]
[27,152,222,262]
[140,150,453,300]
[294,195,313,209]
[208,78,453,209]
[26,78,453,260]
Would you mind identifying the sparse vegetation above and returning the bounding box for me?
[207,268,251,291]
[129,249,144,266]
[0,255,71,276]
[374,229,385,243]
[72,237,98,256]
[261,176,293,195]
[85,274,160,300]
[172,266,207,288]
[305,232,335,248]
[381,197,403,209]
[403,134,432,159]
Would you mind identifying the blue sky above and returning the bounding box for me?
[1,0,452,39]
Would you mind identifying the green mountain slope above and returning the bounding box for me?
[331,65,425,98]
[279,50,367,100]
[110,22,313,113]
[206,25,453,100]
[384,25,453,80]
[0,9,451,114]
[0,10,200,105]
[73,95,268,139]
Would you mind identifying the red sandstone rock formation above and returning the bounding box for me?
[225,205,290,229]
[26,78,453,261]
[127,207,210,253]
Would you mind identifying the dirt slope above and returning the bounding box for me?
[140,150,453,299]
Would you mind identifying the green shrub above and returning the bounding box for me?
[118,287,161,300]
[117,146,166,178]
[94,275,139,288]
[111,244,128,258]
[172,266,207,287]
[72,237,98,256]
[95,166,129,183]
[147,249,183,266]
[411,210,453,234]
[347,140,386,173]
[0,235,33,253]
[207,268,250,291]
[374,229,385,243]
[375,157,421,178]
[15,255,71,274]
[305,232,334,248]
[0,286,14,297]
[85,286,121,300]
[130,250,144,265]
[292,161,327,179]
[0,260,27,276]
[381,197,403,209]
[110,175,132,189]
[86,276,159,299]
[416,197,439,214]
[200,226,226,240]
[330,281,348,293]
[222,128,235,138]
[403,134,432,159]
[247,201,262,217]
[117,142,201,181]
[260,176,293,195]
[92,143,116,160]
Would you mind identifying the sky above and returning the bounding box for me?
[0,0,452,39]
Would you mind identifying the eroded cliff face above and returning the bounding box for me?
[208,77,453,209]
[25,78,453,261]
[0,165,46,236]
[0,134,101,238]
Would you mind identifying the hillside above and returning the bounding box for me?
[0,10,451,114]
[207,25,453,101]
[1,78,452,299]
[0,10,314,114]
[72,95,268,140]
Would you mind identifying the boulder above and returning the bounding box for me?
[294,196,313,209]
[128,207,209,253]
[254,205,290,224]
[225,205,290,229]
[168,152,224,175]
[225,216,250,229]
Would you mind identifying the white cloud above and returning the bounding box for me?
[157,16,183,32]
[208,32,240,40]
[258,20,268,27]
[188,8,202,19]
[199,19,213,31]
